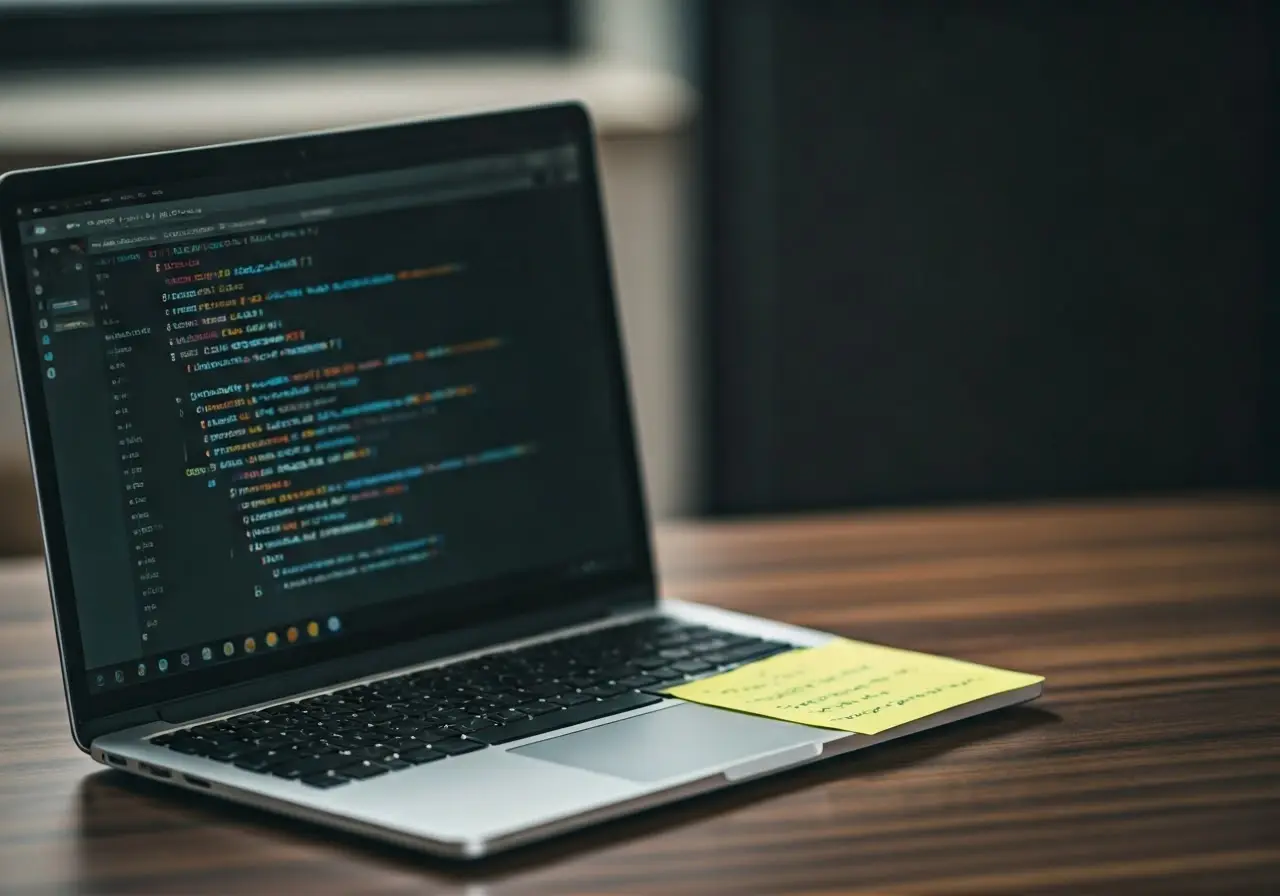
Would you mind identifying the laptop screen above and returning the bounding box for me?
[6,116,646,701]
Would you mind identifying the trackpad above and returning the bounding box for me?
[512,702,827,782]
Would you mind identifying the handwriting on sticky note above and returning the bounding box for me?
[665,639,1043,735]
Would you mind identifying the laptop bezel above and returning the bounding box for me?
[0,102,657,746]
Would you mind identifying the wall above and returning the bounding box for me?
[700,1,1276,514]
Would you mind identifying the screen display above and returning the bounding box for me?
[11,138,640,695]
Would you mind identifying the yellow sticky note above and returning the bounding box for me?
[665,639,1043,735]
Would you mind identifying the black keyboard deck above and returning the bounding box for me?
[150,617,793,789]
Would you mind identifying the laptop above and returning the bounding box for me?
[0,103,1040,858]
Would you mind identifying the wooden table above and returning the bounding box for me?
[1,496,1277,894]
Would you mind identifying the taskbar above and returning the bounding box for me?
[87,613,344,693]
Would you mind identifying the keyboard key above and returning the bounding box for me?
[338,761,390,780]
[487,709,530,723]
[235,752,293,773]
[645,666,680,680]
[705,642,791,666]
[430,738,487,756]
[410,727,453,744]
[354,709,400,723]
[632,657,668,671]
[689,637,734,652]
[737,644,793,663]
[301,773,350,789]
[383,721,424,736]
[429,710,470,724]
[617,675,657,688]
[516,702,559,716]
[549,693,593,707]
[317,731,360,746]
[275,753,350,779]
[521,684,563,698]
[398,746,447,765]
[232,754,277,773]
[655,633,693,648]
[581,684,627,698]
[469,692,663,746]
[456,718,496,733]
[384,737,427,753]
[670,659,714,674]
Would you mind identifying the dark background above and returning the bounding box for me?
[699,0,1278,515]
[0,0,574,69]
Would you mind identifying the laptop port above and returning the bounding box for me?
[105,753,128,767]
[182,775,211,789]
[140,763,171,779]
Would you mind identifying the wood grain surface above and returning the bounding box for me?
[0,495,1277,894]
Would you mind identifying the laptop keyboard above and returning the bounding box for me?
[149,617,794,789]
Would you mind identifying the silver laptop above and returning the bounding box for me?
[0,103,1040,859]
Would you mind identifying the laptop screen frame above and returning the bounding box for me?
[0,103,657,739]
